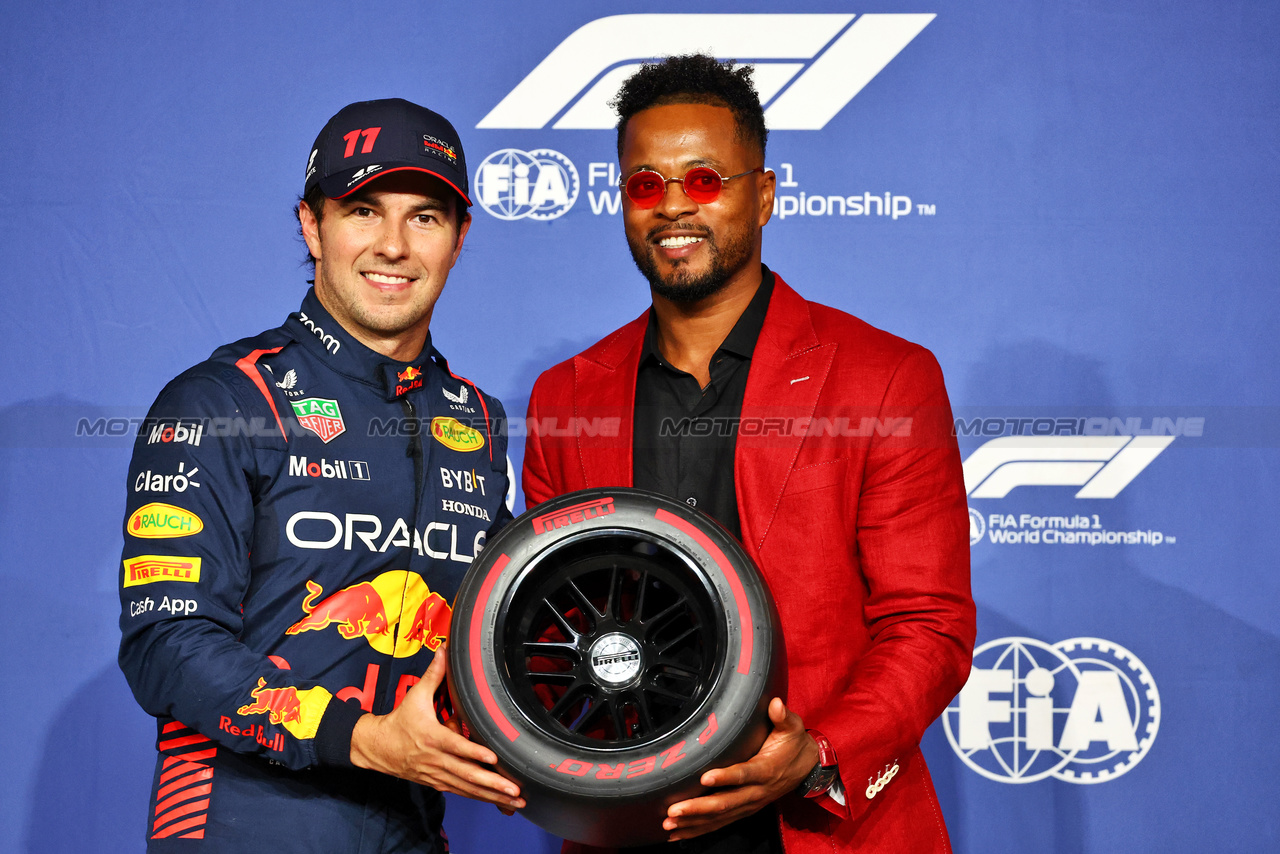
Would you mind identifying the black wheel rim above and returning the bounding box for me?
[498,530,726,748]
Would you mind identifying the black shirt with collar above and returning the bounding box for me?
[630,266,783,854]
[633,267,775,540]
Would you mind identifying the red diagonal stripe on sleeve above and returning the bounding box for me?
[154,784,212,823]
[157,765,213,799]
[160,759,208,784]
[161,720,189,734]
[151,807,210,839]
[158,733,212,751]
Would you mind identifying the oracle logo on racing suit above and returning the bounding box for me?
[284,511,486,565]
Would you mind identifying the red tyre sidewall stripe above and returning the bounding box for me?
[654,509,753,675]
[469,553,520,741]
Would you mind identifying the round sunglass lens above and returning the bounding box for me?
[682,168,722,203]
[626,172,665,206]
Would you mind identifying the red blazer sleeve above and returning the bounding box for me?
[803,347,974,818]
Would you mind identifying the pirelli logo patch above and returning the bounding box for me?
[123,556,202,587]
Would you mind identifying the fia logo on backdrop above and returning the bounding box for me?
[943,636,1160,784]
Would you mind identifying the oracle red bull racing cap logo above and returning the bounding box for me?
[290,397,346,443]
[285,570,453,658]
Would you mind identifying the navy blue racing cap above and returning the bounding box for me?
[304,98,471,206]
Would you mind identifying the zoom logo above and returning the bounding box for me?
[943,637,1160,784]
[475,149,579,221]
[477,14,934,131]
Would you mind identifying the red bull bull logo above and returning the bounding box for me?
[285,571,453,657]
[235,677,332,740]
[237,677,302,724]
[286,580,389,639]
[403,591,450,651]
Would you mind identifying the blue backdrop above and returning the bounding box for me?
[2,1,1277,851]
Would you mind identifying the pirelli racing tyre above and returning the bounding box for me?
[448,487,783,848]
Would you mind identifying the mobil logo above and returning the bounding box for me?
[285,570,453,658]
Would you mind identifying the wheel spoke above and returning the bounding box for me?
[606,563,622,620]
[528,670,576,684]
[563,579,602,622]
[523,641,577,659]
[655,625,698,655]
[549,681,591,719]
[543,598,581,639]
[642,597,687,632]
[642,682,694,703]
[608,696,628,738]
[570,696,606,733]
[634,569,649,622]
[651,658,702,681]
[632,691,655,735]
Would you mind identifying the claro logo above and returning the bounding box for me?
[478,14,934,131]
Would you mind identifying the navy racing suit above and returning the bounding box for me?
[118,288,512,852]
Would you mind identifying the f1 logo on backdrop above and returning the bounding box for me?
[963,436,1174,499]
[943,636,1160,784]
[477,13,935,131]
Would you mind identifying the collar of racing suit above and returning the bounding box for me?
[286,287,439,402]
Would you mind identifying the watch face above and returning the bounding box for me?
[800,762,838,797]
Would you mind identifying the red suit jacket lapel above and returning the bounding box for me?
[736,277,836,555]
[567,275,832,557]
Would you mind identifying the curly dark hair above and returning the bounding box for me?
[612,54,768,161]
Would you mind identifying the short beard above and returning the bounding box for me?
[627,225,754,304]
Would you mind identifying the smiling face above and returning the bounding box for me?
[620,102,774,304]
[299,171,470,358]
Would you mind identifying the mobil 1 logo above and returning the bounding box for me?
[288,456,370,481]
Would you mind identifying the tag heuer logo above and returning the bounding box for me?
[291,397,345,443]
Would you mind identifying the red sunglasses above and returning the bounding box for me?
[621,166,764,208]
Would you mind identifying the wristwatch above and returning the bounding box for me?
[797,729,839,798]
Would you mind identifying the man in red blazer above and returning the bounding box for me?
[522,55,975,854]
